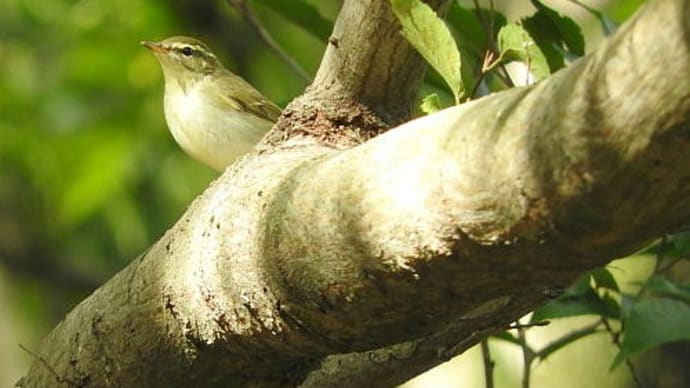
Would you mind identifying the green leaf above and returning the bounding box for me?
[645,277,690,304]
[528,0,585,56]
[446,4,507,58]
[420,93,442,114]
[637,232,690,258]
[569,273,595,296]
[671,231,690,255]
[607,0,646,24]
[255,0,333,42]
[520,0,585,74]
[612,297,690,368]
[530,288,620,322]
[636,237,671,256]
[391,0,463,103]
[497,23,550,82]
[445,3,507,96]
[592,268,619,292]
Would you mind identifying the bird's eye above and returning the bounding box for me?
[181,47,193,56]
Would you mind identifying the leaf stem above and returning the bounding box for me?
[481,339,495,388]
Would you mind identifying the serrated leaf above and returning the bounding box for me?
[497,23,550,82]
[255,0,332,41]
[612,297,690,369]
[420,93,442,114]
[391,0,463,103]
[529,0,585,56]
[521,0,585,73]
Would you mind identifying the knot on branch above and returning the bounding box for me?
[263,94,390,150]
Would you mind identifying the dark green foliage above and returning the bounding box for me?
[522,0,585,69]
[614,295,690,368]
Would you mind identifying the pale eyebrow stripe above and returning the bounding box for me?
[167,43,217,59]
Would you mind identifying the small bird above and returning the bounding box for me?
[141,36,281,171]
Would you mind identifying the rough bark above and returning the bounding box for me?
[19,0,690,387]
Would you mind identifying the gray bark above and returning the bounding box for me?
[19,0,690,387]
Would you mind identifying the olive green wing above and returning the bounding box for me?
[220,71,282,123]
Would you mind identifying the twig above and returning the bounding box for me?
[601,318,644,388]
[517,324,532,388]
[481,339,495,388]
[657,256,682,274]
[227,0,312,83]
[495,65,515,87]
[466,1,507,100]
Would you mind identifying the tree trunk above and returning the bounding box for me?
[19,0,690,387]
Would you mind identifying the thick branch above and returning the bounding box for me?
[310,0,448,122]
[20,0,690,387]
[265,0,450,150]
[268,0,690,347]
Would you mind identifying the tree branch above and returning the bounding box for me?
[264,0,450,153]
[19,0,690,387]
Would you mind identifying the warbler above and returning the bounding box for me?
[142,36,281,171]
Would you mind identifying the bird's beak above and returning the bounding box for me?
[140,41,168,54]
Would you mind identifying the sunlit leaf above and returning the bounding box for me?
[420,93,442,114]
[607,0,646,24]
[445,3,507,95]
[497,23,550,82]
[391,0,463,103]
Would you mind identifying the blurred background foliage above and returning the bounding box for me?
[1,0,686,387]
[0,0,334,382]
